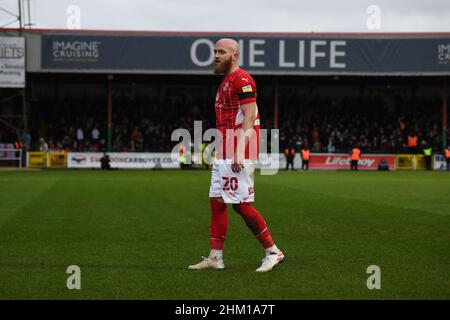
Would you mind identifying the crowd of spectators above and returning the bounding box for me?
[25,92,214,153]
[278,93,446,153]
[3,91,448,154]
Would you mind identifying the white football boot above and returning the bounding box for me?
[256,251,284,272]
[188,256,225,270]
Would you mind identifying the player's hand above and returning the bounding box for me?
[231,162,244,173]
[232,152,245,173]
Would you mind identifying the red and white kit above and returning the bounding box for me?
[209,68,260,203]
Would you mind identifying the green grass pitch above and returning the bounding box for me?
[0,169,449,299]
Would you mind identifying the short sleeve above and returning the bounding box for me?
[235,74,257,105]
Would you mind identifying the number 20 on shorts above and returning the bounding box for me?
[222,177,238,191]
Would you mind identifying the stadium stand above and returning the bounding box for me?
[9,91,446,154]
[0,29,449,163]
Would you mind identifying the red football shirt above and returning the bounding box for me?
[215,68,260,160]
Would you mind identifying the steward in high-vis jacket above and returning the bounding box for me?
[301,146,310,171]
[423,145,432,171]
[284,147,295,171]
[350,146,361,171]
[445,146,450,171]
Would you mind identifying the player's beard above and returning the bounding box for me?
[214,56,232,75]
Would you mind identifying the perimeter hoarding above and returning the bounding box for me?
[396,154,426,170]
[66,152,396,170]
[68,152,179,169]
[27,152,46,168]
[40,34,450,75]
[47,151,67,168]
[307,153,396,170]
[0,37,25,87]
[433,154,448,170]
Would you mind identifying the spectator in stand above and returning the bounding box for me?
[76,126,85,151]
[407,132,418,155]
[38,138,49,152]
[61,135,72,151]
[16,130,31,151]
[399,117,406,132]
[91,125,100,144]
[327,137,336,153]
[113,131,124,152]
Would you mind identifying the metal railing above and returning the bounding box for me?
[0,148,23,168]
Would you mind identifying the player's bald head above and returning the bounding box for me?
[213,38,240,75]
[215,38,240,54]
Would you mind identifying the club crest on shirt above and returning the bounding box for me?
[242,85,252,93]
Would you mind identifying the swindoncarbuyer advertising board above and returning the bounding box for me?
[68,152,180,169]
[67,152,397,170]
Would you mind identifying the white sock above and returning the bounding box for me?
[265,245,279,255]
[209,249,223,260]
